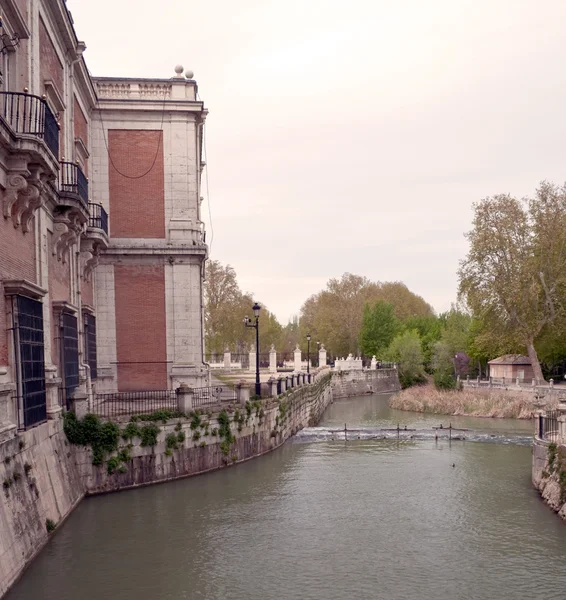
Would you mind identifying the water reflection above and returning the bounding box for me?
[6,393,565,600]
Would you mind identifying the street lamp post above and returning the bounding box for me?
[306,333,311,375]
[244,303,261,397]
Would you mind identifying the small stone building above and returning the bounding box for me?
[488,354,534,380]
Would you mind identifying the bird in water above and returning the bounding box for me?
[452,463,455,468]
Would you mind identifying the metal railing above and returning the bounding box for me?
[538,410,559,441]
[88,202,108,235]
[92,390,177,418]
[0,91,59,157]
[59,161,88,209]
[193,386,237,408]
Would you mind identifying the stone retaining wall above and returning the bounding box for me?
[331,368,400,399]
[0,373,333,597]
[0,419,83,598]
[532,437,566,520]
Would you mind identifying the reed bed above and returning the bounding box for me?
[389,385,558,419]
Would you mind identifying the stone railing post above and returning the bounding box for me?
[0,367,17,442]
[558,405,566,444]
[237,381,251,405]
[489,377,493,388]
[319,345,327,366]
[294,345,302,372]
[72,391,89,420]
[45,365,62,419]
[550,378,554,389]
[223,349,231,370]
[269,345,277,374]
[516,377,520,386]
[277,376,285,394]
[268,377,278,398]
[248,347,256,373]
[176,384,194,412]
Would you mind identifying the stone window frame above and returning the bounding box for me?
[3,279,48,430]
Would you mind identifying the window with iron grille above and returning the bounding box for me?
[84,314,97,380]
[61,312,79,395]
[13,295,47,429]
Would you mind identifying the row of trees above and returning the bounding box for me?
[204,261,286,355]
[205,181,566,387]
[387,181,566,388]
[204,265,434,359]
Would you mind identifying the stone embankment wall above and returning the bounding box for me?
[532,438,566,520]
[0,419,83,598]
[0,371,333,597]
[78,372,332,493]
[331,368,400,399]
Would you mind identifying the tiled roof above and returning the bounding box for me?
[487,354,531,365]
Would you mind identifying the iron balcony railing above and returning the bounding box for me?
[0,91,59,158]
[59,161,88,209]
[88,202,108,236]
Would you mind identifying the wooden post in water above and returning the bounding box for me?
[344,423,347,442]
[449,422,452,441]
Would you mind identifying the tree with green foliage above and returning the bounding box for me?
[431,340,457,389]
[384,330,426,388]
[204,260,283,354]
[459,183,566,382]
[300,273,433,358]
[359,300,398,358]
[401,314,442,372]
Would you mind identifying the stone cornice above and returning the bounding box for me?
[81,304,95,315]
[99,243,208,263]
[73,59,98,111]
[94,100,206,114]
[3,279,47,299]
[2,0,30,39]
[52,301,78,315]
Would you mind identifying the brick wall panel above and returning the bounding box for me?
[0,218,36,365]
[81,276,93,308]
[47,235,72,366]
[114,264,167,390]
[73,98,88,147]
[108,130,165,238]
[38,17,63,94]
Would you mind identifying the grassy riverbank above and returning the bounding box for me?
[389,385,557,419]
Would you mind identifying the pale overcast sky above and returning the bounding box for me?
[68,0,566,324]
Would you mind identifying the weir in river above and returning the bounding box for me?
[6,392,566,600]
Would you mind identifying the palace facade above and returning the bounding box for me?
[0,0,209,440]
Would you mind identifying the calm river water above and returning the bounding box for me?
[7,394,566,600]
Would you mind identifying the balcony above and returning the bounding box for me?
[88,203,108,236]
[58,161,88,214]
[80,202,109,279]
[0,91,59,158]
